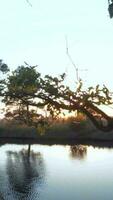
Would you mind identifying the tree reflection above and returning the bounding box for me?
[4,145,46,199]
[69,145,87,160]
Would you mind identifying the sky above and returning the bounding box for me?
[0,0,113,91]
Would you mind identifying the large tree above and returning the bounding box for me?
[2,64,113,132]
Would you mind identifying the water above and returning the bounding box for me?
[0,144,113,200]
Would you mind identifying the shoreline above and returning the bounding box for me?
[0,136,113,148]
[1,122,113,148]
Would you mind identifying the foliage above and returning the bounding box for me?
[4,64,42,125]
[0,60,9,74]
[0,63,113,132]
[0,60,9,95]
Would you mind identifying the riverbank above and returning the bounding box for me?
[0,120,113,147]
[1,137,113,149]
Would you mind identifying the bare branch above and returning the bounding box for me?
[26,0,32,7]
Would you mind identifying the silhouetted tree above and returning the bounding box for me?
[4,64,42,125]
[1,63,113,132]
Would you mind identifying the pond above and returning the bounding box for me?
[0,143,113,200]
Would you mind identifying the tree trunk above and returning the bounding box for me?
[80,104,113,132]
[26,104,29,126]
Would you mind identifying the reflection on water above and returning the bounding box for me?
[0,144,113,200]
[0,145,45,200]
[69,145,87,160]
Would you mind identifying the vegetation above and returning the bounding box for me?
[0,61,113,133]
[108,0,113,18]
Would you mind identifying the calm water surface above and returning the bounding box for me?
[0,144,113,200]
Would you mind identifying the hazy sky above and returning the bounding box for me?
[0,0,113,89]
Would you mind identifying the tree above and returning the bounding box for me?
[36,77,113,132]
[4,64,42,125]
[108,0,113,18]
[2,64,113,132]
